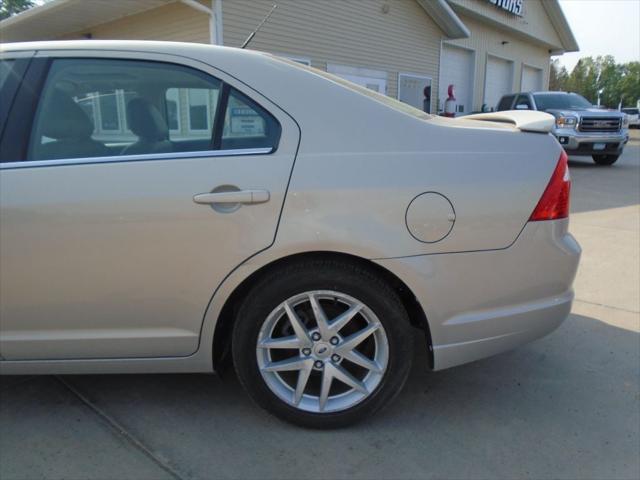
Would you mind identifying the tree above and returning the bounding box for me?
[553,54,640,108]
[0,0,35,21]
[618,62,640,107]
[549,58,569,91]
[597,55,623,107]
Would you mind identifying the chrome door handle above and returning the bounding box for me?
[193,189,270,205]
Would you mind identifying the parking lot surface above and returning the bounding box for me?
[1,132,639,480]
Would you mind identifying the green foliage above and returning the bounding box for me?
[0,0,35,20]
[550,55,640,108]
[549,59,569,91]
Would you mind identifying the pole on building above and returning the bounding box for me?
[213,0,223,45]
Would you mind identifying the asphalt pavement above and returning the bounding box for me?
[1,131,639,480]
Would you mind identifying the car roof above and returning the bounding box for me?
[501,91,582,98]
[529,91,577,95]
[1,39,253,53]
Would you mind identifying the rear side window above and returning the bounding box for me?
[26,58,280,162]
[0,60,15,90]
[221,88,281,150]
[514,94,533,110]
[496,95,515,111]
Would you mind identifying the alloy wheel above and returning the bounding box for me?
[256,290,389,413]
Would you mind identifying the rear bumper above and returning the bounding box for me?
[375,219,581,370]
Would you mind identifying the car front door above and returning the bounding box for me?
[0,52,299,360]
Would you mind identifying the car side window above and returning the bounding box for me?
[221,87,281,151]
[515,94,533,110]
[27,58,224,161]
[497,95,515,111]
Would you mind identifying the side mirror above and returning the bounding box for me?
[515,104,529,110]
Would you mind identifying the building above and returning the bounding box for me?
[0,0,578,115]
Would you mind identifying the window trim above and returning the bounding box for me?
[212,83,230,149]
[0,147,274,170]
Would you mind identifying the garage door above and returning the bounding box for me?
[398,74,432,112]
[484,55,514,111]
[440,44,474,115]
[521,65,543,92]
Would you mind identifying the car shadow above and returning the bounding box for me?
[1,313,638,479]
[567,142,640,214]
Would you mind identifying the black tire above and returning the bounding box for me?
[232,259,414,428]
[592,154,619,165]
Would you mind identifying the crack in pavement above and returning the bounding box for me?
[574,298,640,315]
[55,376,187,480]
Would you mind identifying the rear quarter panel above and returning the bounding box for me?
[274,121,562,259]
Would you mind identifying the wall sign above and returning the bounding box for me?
[488,0,524,17]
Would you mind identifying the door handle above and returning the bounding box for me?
[193,189,270,205]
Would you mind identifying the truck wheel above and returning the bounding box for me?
[592,154,619,166]
[232,259,414,428]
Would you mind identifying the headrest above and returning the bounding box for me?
[126,97,169,141]
[40,89,95,140]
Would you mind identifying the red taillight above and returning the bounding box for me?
[529,150,571,221]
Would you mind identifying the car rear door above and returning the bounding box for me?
[0,50,299,360]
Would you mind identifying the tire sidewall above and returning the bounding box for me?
[232,263,413,428]
[592,154,619,165]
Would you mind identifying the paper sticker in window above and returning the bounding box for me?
[230,107,265,136]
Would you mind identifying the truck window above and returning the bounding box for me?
[497,95,515,111]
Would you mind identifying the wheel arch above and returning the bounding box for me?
[212,251,433,372]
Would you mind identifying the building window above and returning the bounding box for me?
[188,88,217,133]
[326,64,388,95]
[99,92,120,131]
[165,88,181,133]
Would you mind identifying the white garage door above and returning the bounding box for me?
[398,74,432,112]
[521,65,544,92]
[484,55,514,111]
[440,44,474,114]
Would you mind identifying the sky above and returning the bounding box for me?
[556,0,640,70]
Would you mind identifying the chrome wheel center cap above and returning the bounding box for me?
[313,342,331,359]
